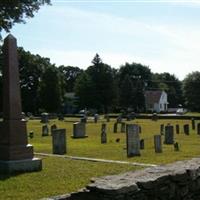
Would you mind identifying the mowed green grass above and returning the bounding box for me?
[0,117,200,199]
[0,157,137,200]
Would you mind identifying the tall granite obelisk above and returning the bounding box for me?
[0,34,42,173]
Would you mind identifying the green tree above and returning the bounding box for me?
[74,72,95,109]
[183,71,200,111]
[86,54,116,112]
[152,73,183,107]
[0,0,50,37]
[118,62,152,111]
[18,47,51,113]
[58,65,83,92]
[120,74,134,108]
[39,66,62,113]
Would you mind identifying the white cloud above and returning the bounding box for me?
[11,4,200,80]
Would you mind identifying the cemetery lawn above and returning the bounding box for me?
[0,157,138,200]
[1,117,200,199]
[29,118,200,164]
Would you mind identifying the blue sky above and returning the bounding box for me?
[2,0,200,80]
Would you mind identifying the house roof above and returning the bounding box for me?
[145,90,163,104]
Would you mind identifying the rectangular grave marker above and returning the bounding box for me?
[72,122,87,138]
[52,129,66,154]
[42,125,49,136]
[176,124,180,134]
[126,124,140,157]
[183,124,189,135]
[192,118,195,130]
[164,125,174,144]
[160,124,164,135]
[113,122,118,133]
[154,135,162,153]
[121,122,126,133]
[101,123,107,144]
[197,123,200,135]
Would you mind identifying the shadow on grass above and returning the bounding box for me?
[0,172,22,180]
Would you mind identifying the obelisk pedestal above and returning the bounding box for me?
[0,34,42,173]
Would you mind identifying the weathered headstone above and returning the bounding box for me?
[52,129,66,155]
[197,123,200,135]
[121,122,126,133]
[126,114,131,121]
[42,125,49,136]
[40,112,49,123]
[139,126,142,134]
[101,123,107,144]
[140,139,144,149]
[80,116,87,123]
[164,125,174,144]
[191,118,195,130]
[72,122,87,138]
[152,113,158,121]
[174,142,179,151]
[94,114,98,123]
[176,124,180,134]
[126,124,140,157]
[183,124,189,135]
[0,34,41,173]
[117,115,122,123]
[58,114,64,121]
[29,131,34,139]
[104,114,110,122]
[160,124,164,135]
[154,135,162,153]
[130,112,136,120]
[113,122,118,133]
[51,124,57,135]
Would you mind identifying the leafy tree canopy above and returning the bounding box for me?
[183,71,200,111]
[0,0,50,37]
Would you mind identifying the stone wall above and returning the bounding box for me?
[45,158,200,200]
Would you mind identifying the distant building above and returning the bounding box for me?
[145,90,168,113]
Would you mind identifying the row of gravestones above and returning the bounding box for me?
[38,122,182,157]
[41,122,87,138]
[126,124,181,156]
[101,123,172,156]
[39,119,200,156]
[160,123,200,135]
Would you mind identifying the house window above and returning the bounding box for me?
[160,104,162,109]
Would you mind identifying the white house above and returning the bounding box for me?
[145,90,168,113]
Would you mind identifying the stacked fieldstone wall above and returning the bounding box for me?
[44,158,200,200]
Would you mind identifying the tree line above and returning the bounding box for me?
[0,48,199,114]
[0,1,199,114]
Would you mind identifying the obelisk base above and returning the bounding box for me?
[0,158,42,173]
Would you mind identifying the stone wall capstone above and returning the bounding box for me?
[43,158,200,200]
